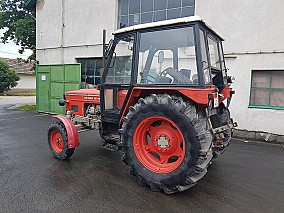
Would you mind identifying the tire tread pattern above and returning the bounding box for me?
[120,94,213,194]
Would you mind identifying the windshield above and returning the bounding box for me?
[137,27,198,85]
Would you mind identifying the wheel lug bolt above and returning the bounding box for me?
[164,148,167,151]
[159,148,162,151]
[155,144,158,146]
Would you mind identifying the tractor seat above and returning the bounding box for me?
[192,74,199,84]
[180,69,191,79]
[155,76,172,84]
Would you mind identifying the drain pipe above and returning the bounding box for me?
[60,0,65,64]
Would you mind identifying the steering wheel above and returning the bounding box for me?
[160,67,175,83]
[160,67,174,76]
[160,67,192,84]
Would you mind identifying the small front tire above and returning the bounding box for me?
[48,122,75,160]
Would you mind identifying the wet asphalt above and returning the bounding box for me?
[0,104,284,213]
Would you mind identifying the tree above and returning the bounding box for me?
[0,60,20,93]
[0,0,35,60]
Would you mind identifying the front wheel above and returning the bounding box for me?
[120,94,213,194]
[48,122,74,160]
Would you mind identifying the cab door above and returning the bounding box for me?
[100,34,135,123]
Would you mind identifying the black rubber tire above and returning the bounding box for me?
[120,94,213,194]
[47,122,75,160]
[210,103,232,157]
[99,128,120,144]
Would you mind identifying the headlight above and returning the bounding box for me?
[58,98,66,106]
[227,76,235,84]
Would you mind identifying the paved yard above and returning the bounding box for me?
[0,96,35,106]
[0,102,283,213]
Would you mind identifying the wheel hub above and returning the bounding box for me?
[157,136,169,149]
[56,137,61,145]
[50,130,64,153]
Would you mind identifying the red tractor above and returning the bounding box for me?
[48,16,237,194]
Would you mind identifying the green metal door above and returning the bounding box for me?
[36,64,81,114]
[36,65,50,112]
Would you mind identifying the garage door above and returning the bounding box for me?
[36,64,81,114]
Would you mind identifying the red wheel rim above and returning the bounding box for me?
[133,116,186,174]
[50,130,64,153]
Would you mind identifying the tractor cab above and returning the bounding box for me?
[100,16,233,124]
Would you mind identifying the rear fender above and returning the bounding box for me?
[53,115,80,148]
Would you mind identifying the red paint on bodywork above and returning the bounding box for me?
[65,89,100,116]
[120,86,234,122]
[220,86,233,99]
[53,115,80,148]
[117,90,128,109]
[65,89,100,96]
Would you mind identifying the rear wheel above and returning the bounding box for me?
[120,94,213,194]
[134,116,186,174]
[210,103,232,157]
[48,122,74,160]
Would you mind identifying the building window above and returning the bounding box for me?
[119,0,195,28]
[77,58,102,89]
[250,70,284,109]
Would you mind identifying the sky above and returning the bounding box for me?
[0,29,33,60]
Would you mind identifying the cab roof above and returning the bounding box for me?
[113,16,224,41]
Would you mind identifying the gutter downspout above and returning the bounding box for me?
[61,0,65,64]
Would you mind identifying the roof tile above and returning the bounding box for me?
[0,57,35,75]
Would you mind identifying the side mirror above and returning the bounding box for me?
[158,51,164,64]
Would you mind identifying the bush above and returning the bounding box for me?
[0,60,20,94]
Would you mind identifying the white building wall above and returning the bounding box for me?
[196,0,284,135]
[225,54,284,135]
[195,0,284,52]
[15,74,36,90]
[36,0,118,64]
[36,0,284,135]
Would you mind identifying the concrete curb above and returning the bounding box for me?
[233,129,284,145]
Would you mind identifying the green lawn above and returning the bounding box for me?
[18,105,36,111]
[4,93,36,96]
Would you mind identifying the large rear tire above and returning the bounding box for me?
[120,94,213,194]
[210,103,232,157]
[48,122,75,160]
